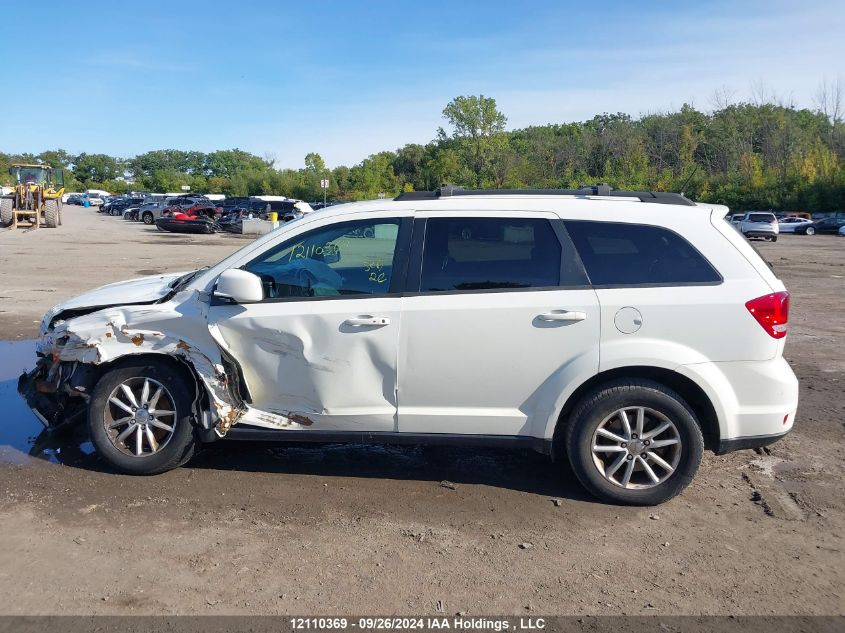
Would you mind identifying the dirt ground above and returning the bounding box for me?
[0,207,843,616]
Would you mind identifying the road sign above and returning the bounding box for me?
[320,179,329,189]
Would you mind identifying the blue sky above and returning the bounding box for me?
[2,0,842,168]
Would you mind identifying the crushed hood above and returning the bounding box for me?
[43,271,190,329]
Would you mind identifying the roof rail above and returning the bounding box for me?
[394,186,695,206]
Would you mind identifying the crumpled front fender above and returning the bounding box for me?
[37,294,244,435]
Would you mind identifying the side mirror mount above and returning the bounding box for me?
[214,269,264,303]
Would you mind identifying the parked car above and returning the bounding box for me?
[18,186,797,505]
[728,213,745,225]
[100,197,126,214]
[62,192,83,203]
[119,198,146,218]
[86,194,105,206]
[219,197,252,213]
[738,212,779,241]
[794,217,845,235]
[218,208,263,233]
[155,205,220,234]
[777,217,813,233]
[103,197,144,216]
[137,200,168,225]
[65,194,84,205]
[218,207,301,233]
[164,195,211,210]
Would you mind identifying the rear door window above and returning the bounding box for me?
[418,217,586,292]
[747,213,775,223]
[564,221,721,286]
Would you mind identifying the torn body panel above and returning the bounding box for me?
[207,296,401,432]
[19,289,317,437]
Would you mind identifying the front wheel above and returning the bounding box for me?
[87,358,197,474]
[0,197,13,226]
[563,380,704,505]
[142,212,154,225]
[805,227,816,235]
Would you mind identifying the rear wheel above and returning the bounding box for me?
[44,199,59,228]
[563,380,704,505]
[87,358,197,475]
[0,198,12,226]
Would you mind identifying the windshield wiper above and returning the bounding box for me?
[171,267,209,292]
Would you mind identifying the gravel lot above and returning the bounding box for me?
[0,206,843,615]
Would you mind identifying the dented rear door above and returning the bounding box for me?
[207,213,412,432]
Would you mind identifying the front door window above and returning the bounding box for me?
[243,218,402,299]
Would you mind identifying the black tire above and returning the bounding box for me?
[805,227,815,235]
[1,197,13,226]
[142,212,154,225]
[563,379,704,505]
[87,358,197,475]
[44,199,59,228]
[771,236,778,242]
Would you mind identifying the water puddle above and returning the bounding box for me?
[0,340,95,465]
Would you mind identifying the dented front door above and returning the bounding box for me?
[207,215,409,432]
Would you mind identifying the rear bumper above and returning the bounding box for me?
[678,356,798,449]
[716,431,788,455]
[743,230,777,238]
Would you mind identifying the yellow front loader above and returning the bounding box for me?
[0,164,65,229]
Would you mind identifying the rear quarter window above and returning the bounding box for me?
[564,220,721,286]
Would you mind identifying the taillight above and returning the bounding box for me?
[745,291,789,339]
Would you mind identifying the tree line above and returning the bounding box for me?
[2,88,844,212]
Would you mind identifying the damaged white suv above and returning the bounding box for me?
[19,186,798,505]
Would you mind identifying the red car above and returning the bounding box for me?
[155,204,222,234]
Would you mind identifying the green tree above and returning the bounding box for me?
[440,95,508,187]
[74,153,122,184]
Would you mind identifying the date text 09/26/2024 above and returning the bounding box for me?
[290,618,546,631]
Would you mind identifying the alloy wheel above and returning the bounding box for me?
[103,377,177,457]
[591,406,682,489]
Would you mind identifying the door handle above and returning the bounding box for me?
[344,315,391,327]
[538,310,587,322]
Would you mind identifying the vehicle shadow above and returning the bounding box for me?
[24,425,593,502]
[186,440,594,501]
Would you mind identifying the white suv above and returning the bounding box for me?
[19,186,798,505]
[738,212,779,241]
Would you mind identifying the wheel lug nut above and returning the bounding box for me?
[644,440,650,446]
[621,442,627,448]
[627,455,634,461]
[632,433,638,439]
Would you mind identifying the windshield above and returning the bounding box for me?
[13,166,50,185]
